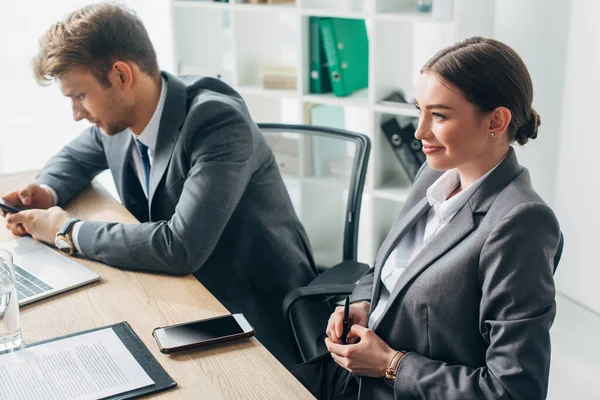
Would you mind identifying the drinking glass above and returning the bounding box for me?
[0,249,22,352]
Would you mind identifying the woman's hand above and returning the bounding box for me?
[326,301,370,344]
[325,325,397,378]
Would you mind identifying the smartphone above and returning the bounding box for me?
[152,313,255,354]
[0,198,26,214]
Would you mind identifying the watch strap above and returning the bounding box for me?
[59,218,81,236]
[56,218,81,255]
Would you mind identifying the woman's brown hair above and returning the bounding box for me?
[33,3,160,87]
[421,37,540,145]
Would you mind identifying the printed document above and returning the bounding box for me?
[0,328,154,400]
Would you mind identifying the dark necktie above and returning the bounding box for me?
[135,139,151,195]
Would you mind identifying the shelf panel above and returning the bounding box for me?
[372,184,411,202]
[300,8,368,19]
[173,0,231,9]
[375,11,434,22]
[174,2,447,22]
[234,3,297,11]
[302,89,370,108]
[237,85,299,98]
[374,103,420,117]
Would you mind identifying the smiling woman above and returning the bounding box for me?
[413,71,514,186]
[420,37,540,144]
[294,37,562,400]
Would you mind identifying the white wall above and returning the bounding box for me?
[493,0,570,206]
[494,0,600,314]
[553,0,600,314]
[0,1,173,176]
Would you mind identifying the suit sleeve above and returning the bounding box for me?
[75,100,254,275]
[35,126,108,205]
[393,202,560,400]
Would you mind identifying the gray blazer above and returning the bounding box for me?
[351,148,561,399]
[35,72,316,367]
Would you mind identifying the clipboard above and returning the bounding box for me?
[27,321,176,399]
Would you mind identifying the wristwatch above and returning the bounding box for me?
[55,218,81,255]
[384,350,407,386]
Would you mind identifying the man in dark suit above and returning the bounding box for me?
[1,3,316,367]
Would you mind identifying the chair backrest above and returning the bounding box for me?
[258,123,370,267]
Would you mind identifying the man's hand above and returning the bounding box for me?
[5,207,70,245]
[0,184,56,217]
[326,301,370,344]
[325,325,398,378]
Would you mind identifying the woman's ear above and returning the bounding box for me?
[488,107,512,138]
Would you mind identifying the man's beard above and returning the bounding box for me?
[102,120,129,136]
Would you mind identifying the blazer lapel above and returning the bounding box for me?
[371,147,525,332]
[368,166,442,306]
[372,203,476,332]
[111,131,135,198]
[148,72,188,207]
[370,197,431,306]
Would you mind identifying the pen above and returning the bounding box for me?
[341,296,350,344]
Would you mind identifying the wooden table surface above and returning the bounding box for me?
[0,171,313,400]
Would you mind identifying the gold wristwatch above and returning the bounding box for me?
[384,350,407,385]
[55,218,80,255]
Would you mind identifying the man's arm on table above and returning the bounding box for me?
[76,100,254,275]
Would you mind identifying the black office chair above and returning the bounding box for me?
[258,123,371,363]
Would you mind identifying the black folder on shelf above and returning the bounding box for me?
[27,321,177,400]
[381,117,425,182]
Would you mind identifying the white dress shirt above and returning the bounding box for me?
[130,77,168,198]
[368,160,504,328]
[44,77,168,255]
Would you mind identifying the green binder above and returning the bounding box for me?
[309,17,332,94]
[319,18,369,97]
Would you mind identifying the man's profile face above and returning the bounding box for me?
[58,69,133,136]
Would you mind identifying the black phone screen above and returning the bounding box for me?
[0,198,25,213]
[161,315,244,347]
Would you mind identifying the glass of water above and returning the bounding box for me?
[0,249,21,352]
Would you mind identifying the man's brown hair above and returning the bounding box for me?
[33,3,160,87]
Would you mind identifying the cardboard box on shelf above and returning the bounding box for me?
[260,64,297,90]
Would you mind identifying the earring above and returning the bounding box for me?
[490,132,496,137]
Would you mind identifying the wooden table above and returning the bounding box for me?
[0,171,314,400]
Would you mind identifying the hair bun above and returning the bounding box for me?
[515,108,541,145]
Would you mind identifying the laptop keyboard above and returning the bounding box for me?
[13,264,54,301]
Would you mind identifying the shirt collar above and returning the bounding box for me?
[426,155,507,221]
[131,77,168,151]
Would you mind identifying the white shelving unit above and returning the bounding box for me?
[171,0,493,264]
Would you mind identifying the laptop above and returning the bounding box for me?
[0,237,100,306]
